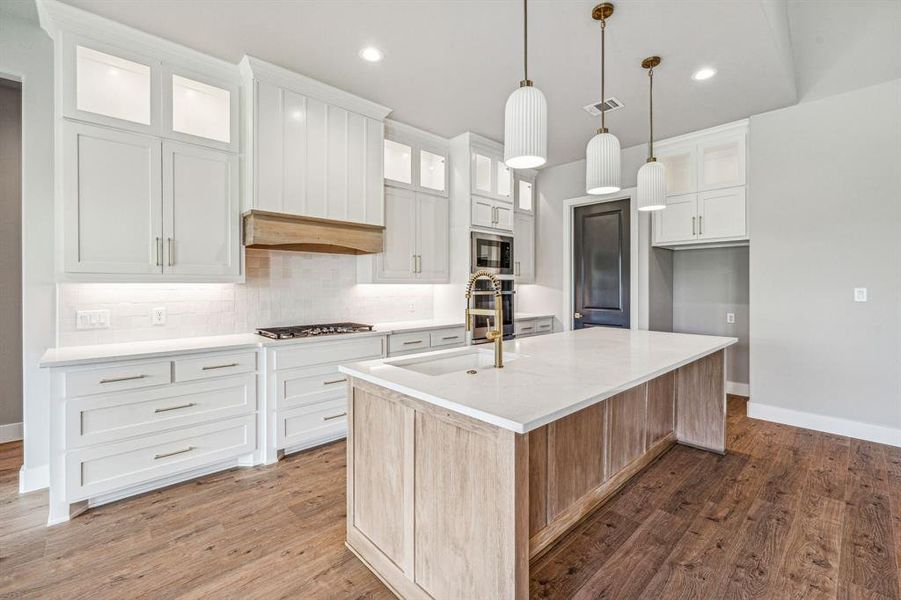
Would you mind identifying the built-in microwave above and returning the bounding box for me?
[471,232,514,276]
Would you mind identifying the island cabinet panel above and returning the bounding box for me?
[351,389,407,567]
[547,402,607,520]
[528,426,549,535]
[675,350,726,453]
[646,371,676,446]
[607,385,649,475]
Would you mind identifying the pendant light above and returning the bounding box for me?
[637,56,666,211]
[585,3,621,195]
[504,0,547,169]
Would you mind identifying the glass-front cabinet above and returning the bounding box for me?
[470,144,513,202]
[383,123,448,196]
[164,68,238,151]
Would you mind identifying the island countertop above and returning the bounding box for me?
[339,327,737,433]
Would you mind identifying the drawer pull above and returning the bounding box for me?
[403,340,424,346]
[153,446,195,460]
[441,336,459,341]
[322,412,347,422]
[201,362,239,371]
[154,402,197,414]
[323,378,347,386]
[99,374,146,384]
[539,324,551,329]
[520,326,534,332]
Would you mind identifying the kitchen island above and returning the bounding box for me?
[338,327,736,600]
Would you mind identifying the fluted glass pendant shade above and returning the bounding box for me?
[586,131,621,194]
[504,84,547,169]
[637,160,666,211]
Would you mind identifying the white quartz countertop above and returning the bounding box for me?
[340,327,737,434]
[373,319,465,334]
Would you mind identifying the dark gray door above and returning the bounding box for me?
[573,200,630,329]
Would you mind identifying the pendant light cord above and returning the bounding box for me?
[523,0,528,82]
[648,66,654,160]
[600,17,606,132]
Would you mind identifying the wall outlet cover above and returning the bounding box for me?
[854,288,868,302]
[76,309,110,330]
[726,312,736,324]
[151,307,167,326]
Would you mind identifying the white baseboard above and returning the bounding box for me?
[19,463,49,494]
[747,401,901,448]
[0,422,23,443]
[726,381,750,397]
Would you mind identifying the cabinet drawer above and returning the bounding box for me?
[271,336,385,371]
[430,327,466,348]
[535,319,553,334]
[278,398,347,450]
[515,320,538,337]
[65,361,172,397]
[388,331,430,354]
[67,374,257,448]
[173,351,257,382]
[66,414,256,501]
[278,364,348,411]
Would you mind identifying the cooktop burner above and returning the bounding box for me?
[256,322,374,340]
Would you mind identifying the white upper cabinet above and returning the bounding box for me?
[515,170,536,214]
[383,120,448,197]
[64,35,160,134]
[63,122,162,275]
[244,57,391,226]
[514,212,535,284]
[470,143,512,202]
[164,68,239,151]
[419,149,447,193]
[652,120,749,248]
[384,139,413,186]
[162,141,240,276]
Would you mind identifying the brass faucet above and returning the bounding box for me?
[464,269,504,368]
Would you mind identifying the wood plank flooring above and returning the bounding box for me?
[1,397,899,599]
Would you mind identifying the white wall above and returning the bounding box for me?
[748,78,901,445]
[0,13,56,489]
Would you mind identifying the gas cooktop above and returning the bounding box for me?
[256,322,374,340]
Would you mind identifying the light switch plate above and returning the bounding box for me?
[726,312,735,324]
[151,306,167,326]
[854,288,868,302]
[76,309,110,330]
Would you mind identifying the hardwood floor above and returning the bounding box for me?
[1,397,899,599]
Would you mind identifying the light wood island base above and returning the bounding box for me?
[345,350,726,600]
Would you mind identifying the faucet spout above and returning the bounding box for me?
[465,270,504,368]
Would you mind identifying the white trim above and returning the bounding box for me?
[239,55,391,121]
[19,464,49,494]
[655,118,749,151]
[562,188,643,332]
[0,422,23,443]
[747,402,901,448]
[726,381,750,397]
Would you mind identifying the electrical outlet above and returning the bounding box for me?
[151,306,167,326]
[726,312,735,324]
[76,309,110,330]
[408,302,415,313]
[854,288,867,303]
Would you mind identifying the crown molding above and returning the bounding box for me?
[240,55,392,121]
[385,119,449,150]
[655,118,749,149]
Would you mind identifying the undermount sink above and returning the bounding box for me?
[389,348,519,376]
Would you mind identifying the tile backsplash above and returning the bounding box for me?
[57,249,435,347]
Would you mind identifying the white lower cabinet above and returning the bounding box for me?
[386,326,466,358]
[48,348,260,524]
[515,317,554,338]
[266,335,387,458]
[514,212,535,284]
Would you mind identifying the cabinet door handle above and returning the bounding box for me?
[154,402,197,413]
[403,340,424,346]
[411,254,416,273]
[167,237,174,266]
[415,255,421,273]
[201,362,239,371]
[441,335,459,341]
[323,378,347,386]
[692,216,696,236]
[699,215,703,235]
[154,446,194,460]
[99,374,146,384]
[155,237,162,267]
[322,412,347,422]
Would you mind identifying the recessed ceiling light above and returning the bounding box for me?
[359,47,383,63]
[692,67,717,81]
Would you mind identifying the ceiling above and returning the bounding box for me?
[22,0,901,166]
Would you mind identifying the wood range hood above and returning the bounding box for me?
[242,210,384,255]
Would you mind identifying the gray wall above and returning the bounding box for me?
[749,78,901,430]
[0,81,22,428]
[673,247,749,385]
[648,248,673,332]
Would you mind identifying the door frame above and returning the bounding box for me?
[562,187,640,332]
